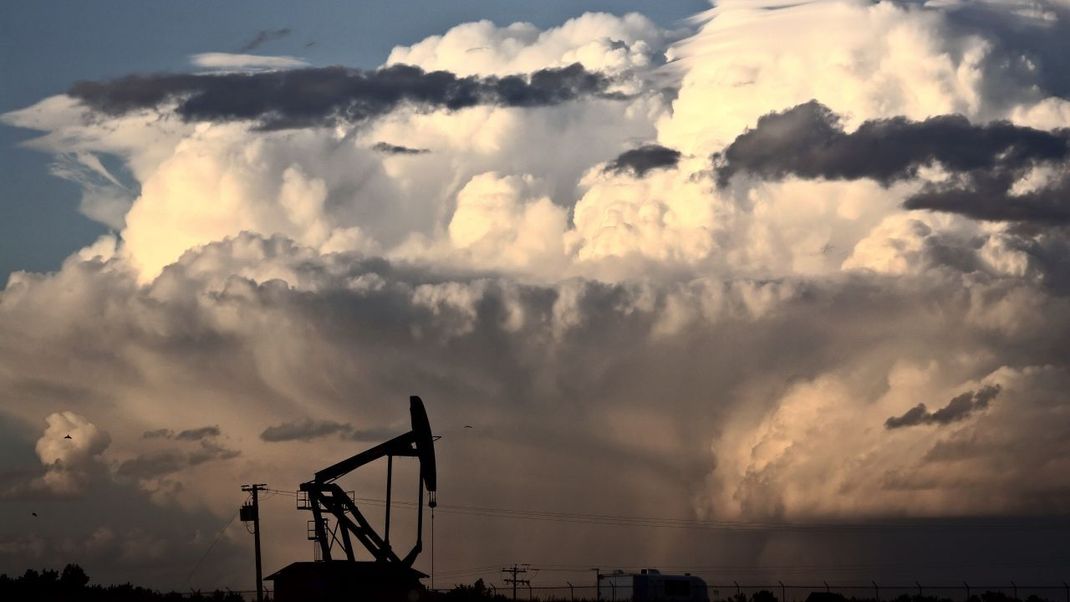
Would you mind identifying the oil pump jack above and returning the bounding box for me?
[266,396,438,602]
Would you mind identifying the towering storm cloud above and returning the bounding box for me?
[3,0,1070,591]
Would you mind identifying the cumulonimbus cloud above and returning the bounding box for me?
[6,2,1070,586]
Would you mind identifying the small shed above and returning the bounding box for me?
[265,560,427,602]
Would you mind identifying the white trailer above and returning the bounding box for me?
[599,569,709,602]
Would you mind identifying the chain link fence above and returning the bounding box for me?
[428,582,1070,602]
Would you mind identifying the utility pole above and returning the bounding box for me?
[241,484,268,602]
[502,564,530,601]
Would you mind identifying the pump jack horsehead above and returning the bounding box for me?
[299,395,438,565]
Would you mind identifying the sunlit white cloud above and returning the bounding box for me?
[190,52,309,72]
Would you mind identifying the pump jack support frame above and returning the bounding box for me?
[299,396,437,568]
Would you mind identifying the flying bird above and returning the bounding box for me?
[64,434,72,439]
[31,512,38,517]
[464,425,472,429]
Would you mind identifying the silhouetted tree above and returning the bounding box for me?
[982,592,1017,602]
[438,578,510,602]
[0,565,246,602]
[61,564,90,589]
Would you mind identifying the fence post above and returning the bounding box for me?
[1012,582,1018,601]
[567,581,574,602]
[735,581,742,597]
[964,582,970,602]
[917,581,923,597]
[779,580,786,602]
[611,581,616,601]
[824,582,830,594]
[872,581,879,602]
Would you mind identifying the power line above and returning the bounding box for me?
[526,559,1070,572]
[260,487,1062,533]
[345,496,1059,533]
[186,506,241,589]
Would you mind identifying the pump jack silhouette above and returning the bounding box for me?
[266,396,438,602]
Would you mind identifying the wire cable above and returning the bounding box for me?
[269,484,1061,533]
[186,507,241,588]
[431,504,435,591]
[347,496,1056,533]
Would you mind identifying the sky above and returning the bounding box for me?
[2,0,1070,593]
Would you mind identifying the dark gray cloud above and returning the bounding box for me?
[188,439,240,465]
[117,440,238,479]
[68,63,620,130]
[116,451,185,480]
[344,426,402,442]
[715,101,1070,224]
[371,141,431,155]
[605,144,681,176]
[141,428,172,439]
[903,172,1070,224]
[239,28,292,53]
[260,418,396,442]
[141,425,220,440]
[885,384,1001,429]
[716,101,1068,185]
[175,425,220,441]
[260,418,352,442]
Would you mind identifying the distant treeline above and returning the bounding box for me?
[0,569,513,602]
[0,564,245,601]
[436,585,1065,602]
[718,592,1061,602]
[1,568,1064,602]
